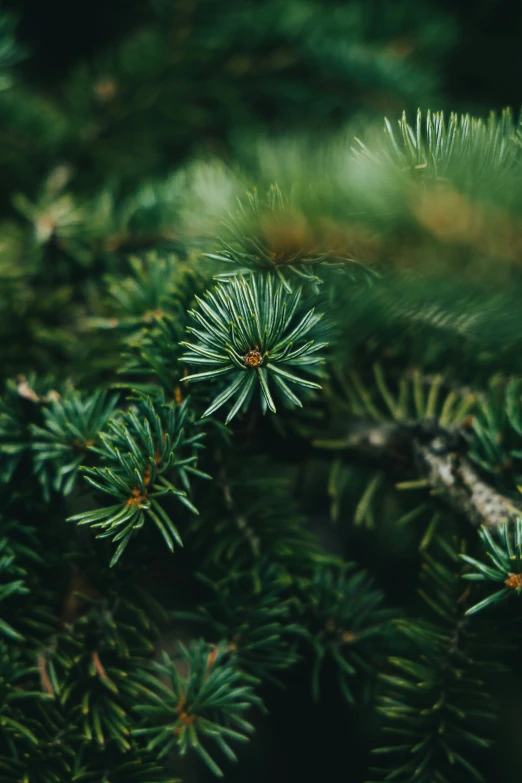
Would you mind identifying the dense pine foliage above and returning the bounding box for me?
[2,3,522,782]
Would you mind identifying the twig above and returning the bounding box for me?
[414,440,521,528]
[315,421,522,528]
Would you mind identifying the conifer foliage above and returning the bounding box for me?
[3,4,522,781]
[181,275,327,421]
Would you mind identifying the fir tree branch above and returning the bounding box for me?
[413,438,521,528]
[315,421,522,527]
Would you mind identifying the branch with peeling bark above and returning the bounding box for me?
[315,420,522,528]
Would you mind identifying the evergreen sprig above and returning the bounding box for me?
[468,377,522,492]
[30,389,117,500]
[294,562,392,704]
[88,253,182,336]
[114,260,209,399]
[176,564,300,684]
[370,535,503,783]
[208,185,335,290]
[134,640,263,777]
[46,594,159,751]
[68,392,209,566]
[118,312,186,395]
[355,108,521,187]
[182,274,327,422]
[461,519,522,615]
[105,254,177,323]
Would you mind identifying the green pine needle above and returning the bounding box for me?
[461,518,522,614]
[181,274,327,422]
[68,391,209,565]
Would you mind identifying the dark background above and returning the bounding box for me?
[7,0,522,112]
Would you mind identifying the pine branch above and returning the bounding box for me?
[293,562,393,705]
[461,518,522,614]
[315,365,522,528]
[68,391,210,566]
[413,436,521,529]
[315,420,522,527]
[369,534,507,783]
[133,640,263,777]
[174,563,300,685]
[30,389,117,501]
[354,108,521,186]
[42,584,164,752]
[181,274,328,422]
[208,184,356,292]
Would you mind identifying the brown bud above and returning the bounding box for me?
[244,349,263,368]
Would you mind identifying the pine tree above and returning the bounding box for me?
[2,5,522,783]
